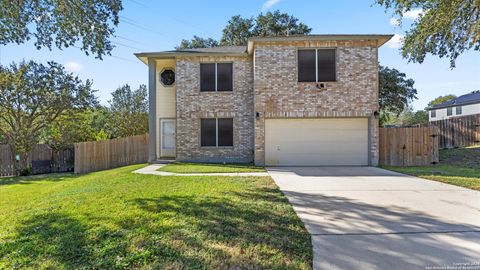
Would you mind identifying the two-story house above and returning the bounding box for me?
[135,34,393,166]
[428,91,480,121]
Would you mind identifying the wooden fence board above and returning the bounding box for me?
[379,126,439,166]
[74,134,148,174]
[0,145,74,177]
[430,114,480,149]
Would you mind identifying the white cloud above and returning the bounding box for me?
[65,61,83,72]
[261,0,280,11]
[403,9,423,20]
[390,9,424,27]
[389,17,400,26]
[386,34,404,49]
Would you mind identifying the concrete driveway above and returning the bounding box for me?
[267,167,480,270]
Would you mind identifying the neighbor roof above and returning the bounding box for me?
[135,34,394,64]
[429,91,480,110]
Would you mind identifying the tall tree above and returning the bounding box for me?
[379,65,418,126]
[106,84,148,138]
[220,15,255,46]
[0,0,123,59]
[252,11,312,37]
[176,36,219,50]
[428,94,457,107]
[179,10,312,48]
[42,107,109,150]
[375,0,480,68]
[0,61,97,173]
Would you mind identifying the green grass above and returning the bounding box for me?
[383,146,480,190]
[0,165,311,269]
[158,162,265,174]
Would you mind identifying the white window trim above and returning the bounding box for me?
[215,118,219,147]
[214,63,218,91]
[456,106,462,115]
[315,49,318,83]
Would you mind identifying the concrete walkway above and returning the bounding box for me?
[267,166,480,270]
[134,164,270,177]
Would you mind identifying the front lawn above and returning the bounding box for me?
[383,149,480,191]
[158,162,265,174]
[0,165,311,269]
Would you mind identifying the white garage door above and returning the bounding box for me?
[265,118,369,166]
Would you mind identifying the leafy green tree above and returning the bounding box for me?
[0,0,123,59]
[176,36,219,50]
[252,11,312,37]
[375,0,480,68]
[106,84,148,138]
[0,61,97,173]
[179,10,312,48]
[402,109,429,126]
[379,65,417,126]
[220,15,255,46]
[42,108,109,150]
[428,94,457,107]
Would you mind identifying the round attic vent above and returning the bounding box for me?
[160,68,175,86]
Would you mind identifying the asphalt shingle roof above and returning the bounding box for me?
[430,91,480,109]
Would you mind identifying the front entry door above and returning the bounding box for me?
[160,119,176,157]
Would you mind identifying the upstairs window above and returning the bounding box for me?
[456,106,462,115]
[430,110,436,118]
[200,63,233,91]
[201,118,233,147]
[447,107,453,116]
[298,49,336,82]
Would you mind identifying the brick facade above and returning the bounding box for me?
[175,55,255,163]
[172,39,380,165]
[253,40,379,165]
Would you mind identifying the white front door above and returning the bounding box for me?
[160,119,176,158]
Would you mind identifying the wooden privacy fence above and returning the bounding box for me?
[430,114,480,149]
[379,126,439,166]
[74,134,148,174]
[0,145,74,177]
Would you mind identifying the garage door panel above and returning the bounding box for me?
[265,118,368,166]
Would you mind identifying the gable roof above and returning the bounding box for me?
[247,34,393,53]
[135,46,247,63]
[429,91,480,110]
[135,34,394,63]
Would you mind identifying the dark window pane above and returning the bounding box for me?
[431,110,436,117]
[200,63,215,91]
[218,118,233,146]
[298,50,316,82]
[456,106,462,115]
[201,119,216,146]
[317,49,336,82]
[217,63,233,91]
[447,107,452,116]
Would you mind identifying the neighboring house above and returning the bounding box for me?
[135,34,393,166]
[428,91,480,121]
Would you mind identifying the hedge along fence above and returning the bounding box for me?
[430,114,480,149]
[379,126,439,166]
[74,134,149,174]
[0,144,74,177]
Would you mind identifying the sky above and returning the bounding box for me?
[1,0,479,111]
